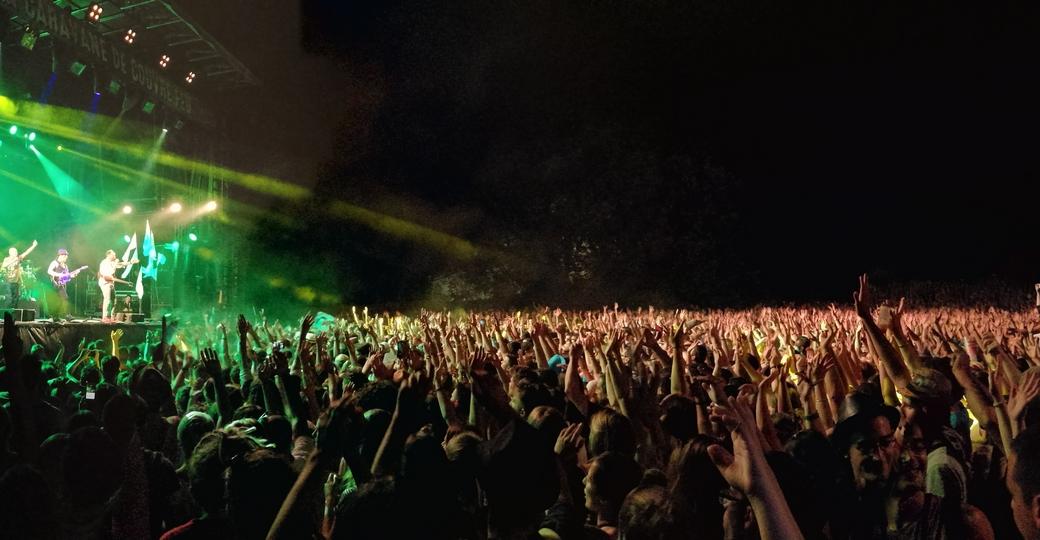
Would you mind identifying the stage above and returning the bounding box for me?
[0,319,160,357]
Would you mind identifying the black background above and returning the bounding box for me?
[182,1,1040,307]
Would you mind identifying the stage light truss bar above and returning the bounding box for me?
[4,0,260,90]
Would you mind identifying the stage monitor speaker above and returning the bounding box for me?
[1,308,36,322]
[129,313,145,323]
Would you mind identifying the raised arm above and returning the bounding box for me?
[854,275,912,391]
[19,240,38,260]
[708,396,805,540]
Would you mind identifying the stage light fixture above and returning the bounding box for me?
[87,3,103,22]
[123,235,132,243]
[142,101,155,114]
[27,132,36,141]
[124,29,136,45]
[188,233,198,242]
[185,71,196,84]
[69,61,87,76]
[21,27,38,50]
[170,241,180,252]
[57,145,63,151]
[204,200,218,212]
[162,128,169,133]
[108,79,122,94]
[122,205,133,214]
[159,54,170,68]
[8,126,17,135]
[169,202,183,213]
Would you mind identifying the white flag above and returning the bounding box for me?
[121,233,138,278]
[135,268,145,299]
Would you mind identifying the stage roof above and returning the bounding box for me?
[6,0,260,92]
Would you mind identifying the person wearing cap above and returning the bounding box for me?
[46,248,73,319]
[899,368,969,505]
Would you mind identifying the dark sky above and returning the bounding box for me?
[176,1,1040,306]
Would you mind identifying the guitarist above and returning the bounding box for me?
[97,249,135,323]
[3,240,38,309]
[47,249,84,319]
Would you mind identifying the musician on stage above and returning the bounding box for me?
[47,249,84,319]
[98,249,134,323]
[2,240,38,309]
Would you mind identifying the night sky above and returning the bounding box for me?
[180,1,1040,307]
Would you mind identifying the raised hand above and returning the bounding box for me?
[875,304,896,332]
[853,274,872,320]
[300,312,316,336]
[707,396,769,496]
[1009,368,1040,427]
[237,314,251,336]
[313,396,361,467]
[200,348,222,380]
[554,422,584,462]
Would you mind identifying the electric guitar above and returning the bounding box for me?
[98,258,139,286]
[52,266,89,287]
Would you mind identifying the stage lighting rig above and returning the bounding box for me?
[185,71,196,84]
[159,54,171,68]
[87,3,103,23]
[124,29,136,45]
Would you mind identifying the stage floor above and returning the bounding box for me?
[0,319,161,357]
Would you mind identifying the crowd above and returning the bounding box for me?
[2,274,1040,539]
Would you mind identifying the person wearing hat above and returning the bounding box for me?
[46,248,80,319]
[829,392,902,537]
[899,368,969,505]
[831,392,903,493]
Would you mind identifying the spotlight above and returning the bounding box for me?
[27,132,36,141]
[185,71,196,84]
[122,205,133,215]
[204,200,218,212]
[162,128,169,134]
[20,27,38,50]
[87,3,103,22]
[141,101,155,114]
[108,79,122,94]
[8,126,17,135]
[169,202,183,213]
[169,241,180,252]
[188,233,198,242]
[124,29,136,45]
[159,54,170,68]
[123,234,132,244]
[69,61,87,76]
[57,145,63,151]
